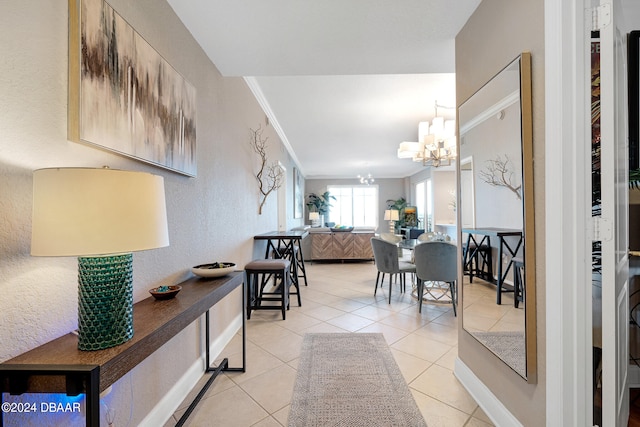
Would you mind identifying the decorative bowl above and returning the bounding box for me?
[330,226,354,232]
[149,285,182,300]
[192,262,236,278]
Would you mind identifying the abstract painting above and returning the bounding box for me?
[69,0,197,176]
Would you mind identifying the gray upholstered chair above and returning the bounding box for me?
[413,241,457,315]
[379,232,402,243]
[379,232,404,258]
[370,237,416,304]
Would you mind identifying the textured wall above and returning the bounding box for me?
[455,0,546,425]
[0,0,301,425]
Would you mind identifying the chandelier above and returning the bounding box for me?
[358,173,375,185]
[397,101,456,167]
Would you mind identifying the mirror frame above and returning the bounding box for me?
[458,52,536,383]
[521,52,536,384]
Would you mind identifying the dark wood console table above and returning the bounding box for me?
[0,272,246,427]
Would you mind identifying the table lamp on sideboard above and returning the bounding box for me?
[384,209,399,234]
[309,211,320,227]
[31,167,169,351]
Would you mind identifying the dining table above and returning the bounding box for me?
[398,238,419,251]
[397,238,456,305]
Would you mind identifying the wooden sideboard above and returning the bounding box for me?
[309,231,374,261]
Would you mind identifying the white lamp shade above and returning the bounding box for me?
[444,119,456,138]
[384,209,399,221]
[418,121,430,142]
[422,134,436,151]
[397,141,420,159]
[430,117,444,136]
[444,136,457,149]
[31,168,169,256]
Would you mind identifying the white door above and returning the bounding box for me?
[598,0,629,424]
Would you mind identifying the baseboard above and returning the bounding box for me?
[138,313,243,427]
[454,358,522,427]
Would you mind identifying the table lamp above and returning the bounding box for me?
[309,212,320,227]
[31,168,169,351]
[384,209,399,234]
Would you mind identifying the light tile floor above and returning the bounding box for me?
[462,277,525,334]
[165,261,495,427]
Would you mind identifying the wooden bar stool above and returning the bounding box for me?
[272,245,307,287]
[476,244,493,281]
[463,241,492,283]
[293,245,308,286]
[462,242,478,280]
[512,256,524,308]
[245,259,300,320]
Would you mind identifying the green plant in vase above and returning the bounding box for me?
[386,197,407,212]
[386,197,407,232]
[306,191,336,225]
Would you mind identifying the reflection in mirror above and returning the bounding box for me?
[460,158,475,229]
[459,53,536,382]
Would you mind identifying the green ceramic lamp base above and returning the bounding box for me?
[77,254,134,351]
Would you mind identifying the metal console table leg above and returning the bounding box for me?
[176,282,246,426]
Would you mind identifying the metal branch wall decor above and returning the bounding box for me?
[250,125,283,214]
[479,154,522,200]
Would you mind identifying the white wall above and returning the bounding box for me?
[432,170,457,226]
[0,1,301,425]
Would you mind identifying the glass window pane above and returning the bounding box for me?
[426,179,433,231]
[416,181,425,227]
[327,185,378,227]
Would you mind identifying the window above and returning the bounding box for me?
[414,180,433,231]
[426,179,433,231]
[327,185,378,227]
[415,181,425,227]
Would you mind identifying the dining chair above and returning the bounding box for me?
[408,228,425,239]
[379,232,404,258]
[370,237,416,304]
[413,241,457,315]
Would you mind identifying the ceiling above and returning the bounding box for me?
[165,0,480,178]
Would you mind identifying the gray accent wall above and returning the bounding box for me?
[455,0,546,424]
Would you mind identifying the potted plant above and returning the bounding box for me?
[306,191,335,226]
[386,197,407,212]
[386,197,407,232]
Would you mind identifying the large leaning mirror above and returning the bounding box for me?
[458,52,536,382]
